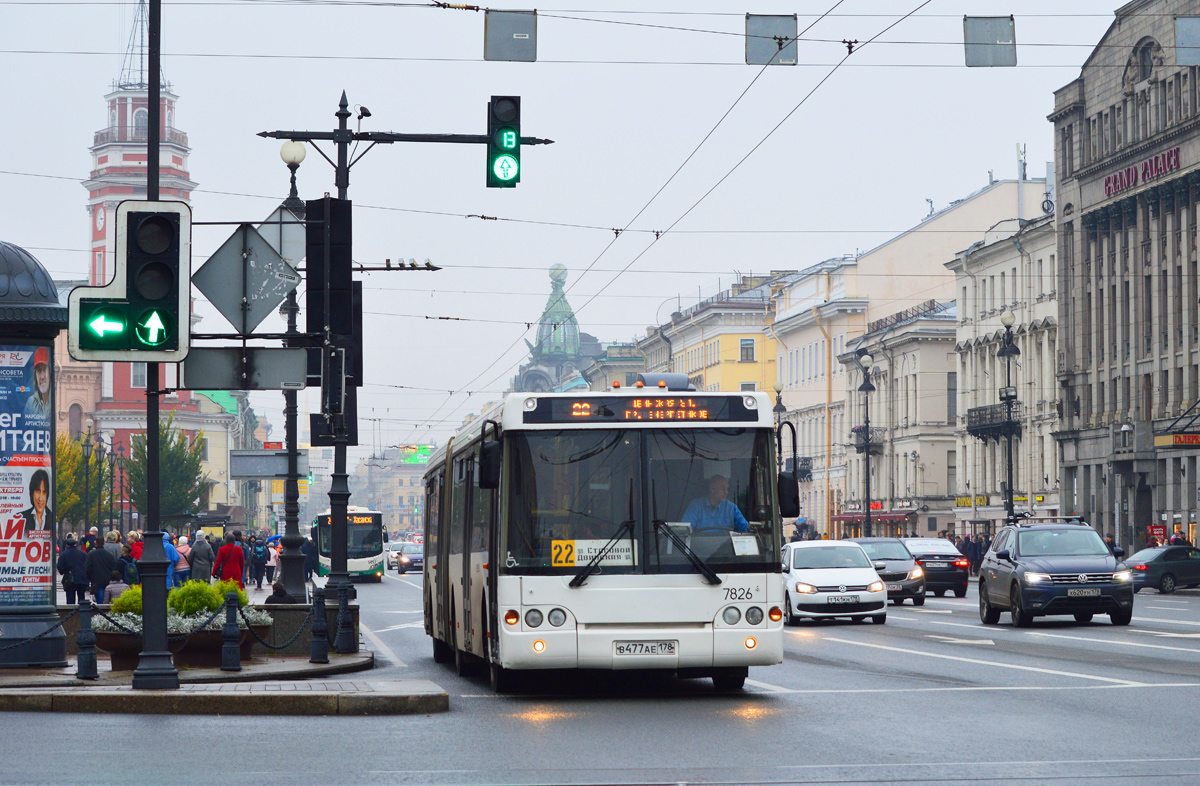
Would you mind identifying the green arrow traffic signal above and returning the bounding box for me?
[134,309,171,347]
[78,302,129,350]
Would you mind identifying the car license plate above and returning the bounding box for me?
[1067,588,1101,597]
[926,562,948,568]
[827,595,860,604]
[614,641,676,656]
[887,584,902,592]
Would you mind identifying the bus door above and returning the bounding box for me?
[426,468,446,642]
[449,452,471,650]
[467,454,493,656]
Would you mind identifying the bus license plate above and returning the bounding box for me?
[1067,588,1101,597]
[827,595,859,604]
[614,641,676,656]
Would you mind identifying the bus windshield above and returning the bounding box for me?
[505,428,779,575]
[316,515,383,559]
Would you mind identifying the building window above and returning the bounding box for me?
[195,437,209,462]
[133,108,148,137]
[947,372,957,421]
[740,338,755,362]
[740,382,757,391]
[69,404,83,438]
[131,362,147,388]
[947,450,957,495]
[1138,42,1155,81]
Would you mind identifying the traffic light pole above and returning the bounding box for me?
[132,0,179,691]
[259,94,552,597]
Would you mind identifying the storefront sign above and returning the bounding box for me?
[1154,433,1200,448]
[954,495,988,507]
[1104,147,1180,197]
[1148,524,1167,542]
[0,346,54,607]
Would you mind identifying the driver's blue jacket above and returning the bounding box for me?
[682,499,749,532]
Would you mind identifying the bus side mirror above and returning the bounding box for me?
[383,530,389,543]
[777,471,800,519]
[479,440,501,490]
[309,526,317,541]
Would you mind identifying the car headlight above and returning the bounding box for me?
[722,606,742,625]
[1024,572,1051,584]
[525,609,544,628]
[1113,570,1132,583]
[795,582,817,594]
[401,557,410,563]
[909,567,924,580]
[868,581,884,593]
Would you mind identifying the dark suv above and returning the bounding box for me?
[978,519,1133,627]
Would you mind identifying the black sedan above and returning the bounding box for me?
[903,538,970,597]
[1127,545,1200,594]
[850,537,926,605]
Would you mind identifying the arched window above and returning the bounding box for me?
[166,110,173,128]
[1137,41,1156,80]
[133,108,148,137]
[69,404,82,438]
[109,110,117,129]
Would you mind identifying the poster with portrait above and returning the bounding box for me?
[0,345,54,607]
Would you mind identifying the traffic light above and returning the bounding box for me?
[486,96,520,187]
[69,200,191,362]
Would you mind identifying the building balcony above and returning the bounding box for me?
[93,126,190,147]
[851,426,886,455]
[966,402,1023,441]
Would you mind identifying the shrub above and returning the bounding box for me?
[167,580,223,617]
[213,579,249,607]
[110,585,143,616]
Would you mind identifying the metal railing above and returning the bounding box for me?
[93,127,190,147]
[966,402,1024,430]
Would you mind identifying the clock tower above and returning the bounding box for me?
[82,0,196,286]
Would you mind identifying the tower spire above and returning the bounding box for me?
[116,0,167,90]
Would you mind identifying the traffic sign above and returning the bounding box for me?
[192,223,299,335]
[68,200,192,361]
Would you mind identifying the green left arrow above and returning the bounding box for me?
[89,314,124,336]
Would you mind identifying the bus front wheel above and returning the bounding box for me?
[432,637,453,664]
[711,667,747,692]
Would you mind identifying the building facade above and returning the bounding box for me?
[948,214,1061,533]
[1051,0,1200,545]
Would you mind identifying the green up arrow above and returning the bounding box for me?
[141,311,166,344]
[89,314,124,336]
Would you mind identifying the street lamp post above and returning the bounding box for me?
[855,350,876,537]
[998,310,1021,524]
[81,425,93,540]
[95,440,106,536]
[108,449,116,532]
[117,443,126,534]
[277,140,309,602]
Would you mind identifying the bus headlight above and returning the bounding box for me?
[745,607,764,625]
[532,639,546,653]
[525,609,544,628]
[547,608,567,627]
[744,637,757,649]
[743,395,758,409]
[722,607,741,625]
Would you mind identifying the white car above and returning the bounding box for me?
[782,540,888,624]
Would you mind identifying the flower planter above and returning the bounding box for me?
[93,626,272,670]
[94,631,188,672]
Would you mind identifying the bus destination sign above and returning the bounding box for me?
[523,396,758,424]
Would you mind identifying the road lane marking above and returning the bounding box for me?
[359,622,407,667]
[383,573,423,590]
[911,609,953,614]
[927,634,994,645]
[819,635,1144,685]
[1028,630,1200,652]
[1147,606,1189,612]
[375,622,425,632]
[378,609,424,614]
[1136,617,1200,626]
[733,682,1200,696]
[745,678,793,693]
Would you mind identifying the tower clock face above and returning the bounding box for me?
[95,205,105,231]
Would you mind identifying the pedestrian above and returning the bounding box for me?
[266,540,279,584]
[56,536,87,605]
[214,532,246,588]
[159,532,180,589]
[263,581,297,605]
[189,530,214,584]
[174,535,192,586]
[84,538,116,603]
[81,526,100,553]
[118,543,139,586]
[102,530,121,562]
[234,530,250,585]
[249,535,269,589]
[301,537,318,582]
[964,536,979,576]
[1104,533,1117,554]
[105,569,130,602]
[129,530,143,560]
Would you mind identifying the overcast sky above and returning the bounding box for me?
[1,0,1115,459]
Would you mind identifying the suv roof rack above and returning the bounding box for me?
[1007,515,1091,528]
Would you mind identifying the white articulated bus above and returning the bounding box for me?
[423,377,799,692]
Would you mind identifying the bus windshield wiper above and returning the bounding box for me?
[569,520,634,588]
[652,519,722,586]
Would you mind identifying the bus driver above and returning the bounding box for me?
[683,475,749,533]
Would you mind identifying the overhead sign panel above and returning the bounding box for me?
[230,449,310,480]
[746,14,798,66]
[485,10,537,62]
[964,16,1017,67]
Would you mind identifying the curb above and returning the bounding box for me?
[0,679,449,716]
